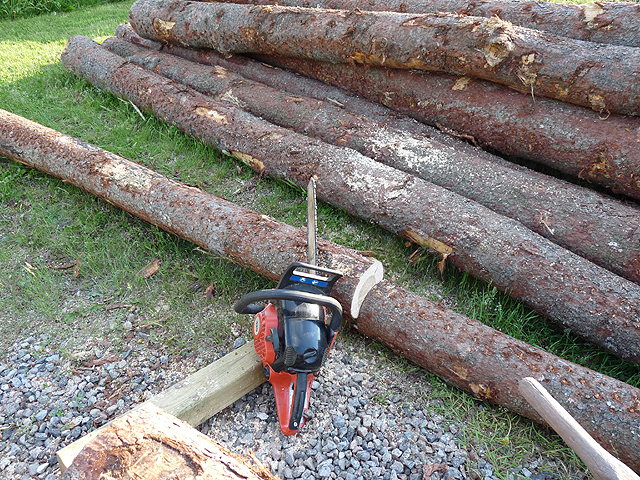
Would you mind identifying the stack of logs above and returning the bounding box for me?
[9,0,640,471]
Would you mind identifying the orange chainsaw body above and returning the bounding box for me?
[236,262,343,435]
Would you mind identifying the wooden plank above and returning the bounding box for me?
[57,341,264,473]
[518,378,640,480]
[61,403,278,479]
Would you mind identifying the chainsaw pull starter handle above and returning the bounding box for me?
[234,289,343,337]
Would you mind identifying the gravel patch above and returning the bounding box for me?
[0,330,577,479]
[0,330,205,479]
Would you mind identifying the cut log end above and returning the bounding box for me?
[350,260,384,318]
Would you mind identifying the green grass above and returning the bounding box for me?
[1,2,638,477]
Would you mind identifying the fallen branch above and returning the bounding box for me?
[195,0,640,48]
[103,34,640,284]
[128,0,640,116]
[1,107,639,472]
[59,35,640,363]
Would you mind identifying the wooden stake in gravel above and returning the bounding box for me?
[60,35,640,363]
[2,108,639,473]
[102,35,640,284]
[128,0,640,116]
[196,0,640,48]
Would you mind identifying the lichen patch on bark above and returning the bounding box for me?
[452,76,472,90]
[479,33,515,67]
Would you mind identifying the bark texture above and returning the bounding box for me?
[128,0,640,116]
[259,54,640,201]
[197,0,640,48]
[0,106,640,471]
[60,35,640,364]
[116,22,640,201]
[62,404,278,479]
[0,107,378,315]
[1,107,639,472]
[103,35,640,285]
[352,281,640,474]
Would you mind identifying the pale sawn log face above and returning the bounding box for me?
[61,403,278,479]
[102,34,640,285]
[60,35,640,364]
[128,0,640,116]
[2,107,640,475]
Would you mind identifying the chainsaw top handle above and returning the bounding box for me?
[234,289,343,338]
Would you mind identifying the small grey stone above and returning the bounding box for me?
[233,337,246,349]
[333,415,346,429]
[35,410,48,422]
[390,461,404,474]
[318,462,332,477]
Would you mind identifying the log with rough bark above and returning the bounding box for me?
[0,107,381,321]
[258,55,640,201]
[196,0,640,48]
[115,22,640,201]
[61,403,279,479]
[102,34,640,285]
[60,35,640,363]
[128,0,640,116]
[1,108,639,472]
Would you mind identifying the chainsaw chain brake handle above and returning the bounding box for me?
[233,271,343,337]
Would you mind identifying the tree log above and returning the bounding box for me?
[62,403,279,479]
[196,0,640,48]
[259,54,640,201]
[115,22,640,202]
[1,108,639,472]
[103,34,640,285]
[128,0,640,116]
[60,35,640,364]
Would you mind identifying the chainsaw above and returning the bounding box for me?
[234,179,343,435]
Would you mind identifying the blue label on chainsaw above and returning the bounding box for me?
[291,275,328,287]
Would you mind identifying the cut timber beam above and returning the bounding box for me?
[61,403,278,479]
[57,342,265,473]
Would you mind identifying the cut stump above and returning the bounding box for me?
[61,403,278,479]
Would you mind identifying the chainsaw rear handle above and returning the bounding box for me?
[234,289,343,337]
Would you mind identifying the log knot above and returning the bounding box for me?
[479,33,515,67]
